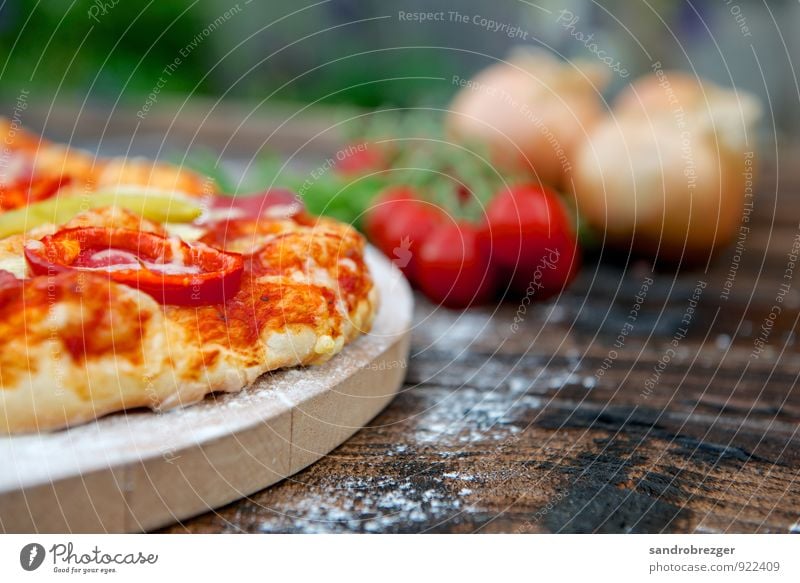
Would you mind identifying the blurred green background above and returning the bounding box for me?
[1,0,797,135]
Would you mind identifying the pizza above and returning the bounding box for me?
[0,119,378,434]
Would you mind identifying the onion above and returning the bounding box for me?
[571,71,761,263]
[447,49,609,187]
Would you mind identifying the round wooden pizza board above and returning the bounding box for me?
[0,248,413,533]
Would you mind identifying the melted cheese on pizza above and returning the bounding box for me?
[0,207,377,433]
[0,119,377,433]
[0,117,214,208]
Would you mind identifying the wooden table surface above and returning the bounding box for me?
[22,104,800,533]
[169,151,798,535]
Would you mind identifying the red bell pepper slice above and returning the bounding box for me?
[0,174,72,210]
[24,227,244,306]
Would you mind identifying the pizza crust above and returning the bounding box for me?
[0,117,378,433]
[0,208,378,434]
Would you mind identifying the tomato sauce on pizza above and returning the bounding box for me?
[0,119,377,433]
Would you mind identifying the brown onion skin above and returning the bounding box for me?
[446,51,609,189]
[571,71,760,265]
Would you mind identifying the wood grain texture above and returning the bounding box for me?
[8,103,798,534]
[0,251,412,533]
[165,156,799,534]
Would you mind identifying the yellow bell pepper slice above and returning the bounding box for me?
[0,193,203,238]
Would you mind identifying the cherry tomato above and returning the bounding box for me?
[363,186,413,250]
[483,184,580,300]
[334,142,386,176]
[417,222,496,308]
[364,187,444,283]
